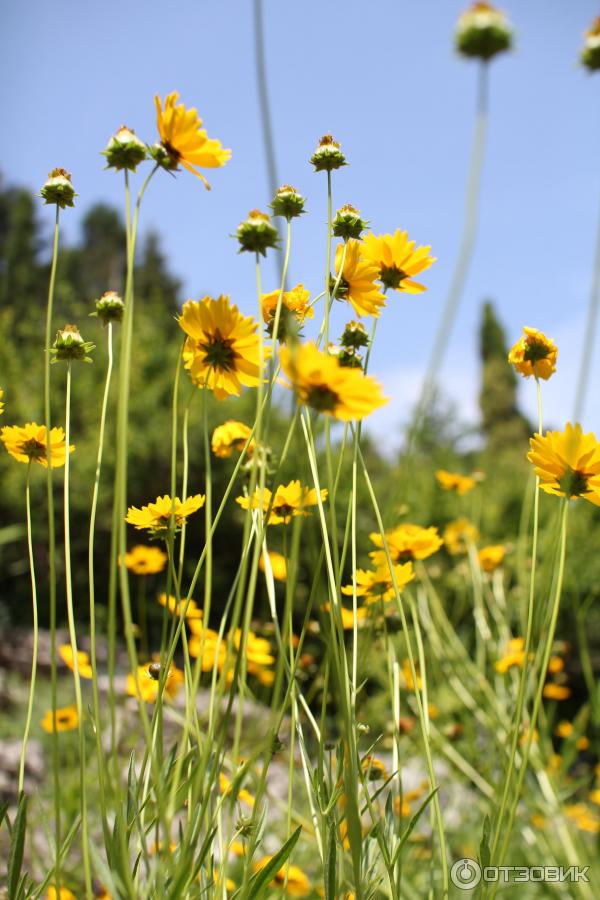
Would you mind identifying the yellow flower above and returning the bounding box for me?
[41,705,79,733]
[555,721,573,738]
[443,518,479,555]
[369,523,443,564]
[333,240,386,317]
[59,644,93,679]
[158,593,203,620]
[322,603,368,629]
[154,92,230,189]
[495,637,526,674]
[211,420,254,458]
[565,804,600,833]
[361,755,388,780]
[401,658,422,691]
[590,790,600,805]
[478,545,506,572]
[361,229,435,293]
[253,857,311,896]
[179,296,268,400]
[436,469,476,495]
[1,422,73,467]
[508,327,557,380]
[577,736,590,751]
[342,561,415,605]
[261,283,313,326]
[46,889,77,900]
[548,655,564,674]
[123,545,168,575]
[543,683,571,701]
[126,662,184,703]
[232,629,275,682]
[188,624,226,671]
[528,423,600,506]
[259,550,287,581]
[279,341,388,421]
[219,772,255,807]
[125,494,205,534]
[237,480,327,525]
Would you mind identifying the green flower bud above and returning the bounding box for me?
[455,2,513,61]
[270,184,306,220]
[148,142,179,172]
[340,320,369,350]
[235,210,280,256]
[50,324,95,364]
[328,342,363,369]
[90,291,125,326]
[102,125,148,172]
[40,168,77,209]
[310,134,347,172]
[332,204,369,241]
[581,18,600,72]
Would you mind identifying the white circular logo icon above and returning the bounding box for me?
[451,858,482,890]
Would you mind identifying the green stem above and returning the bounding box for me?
[574,187,600,420]
[18,462,38,793]
[44,205,61,881]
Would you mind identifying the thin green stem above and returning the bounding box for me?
[574,187,600,420]
[19,462,38,794]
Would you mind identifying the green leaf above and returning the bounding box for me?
[7,792,27,900]
[479,814,491,870]
[245,826,302,899]
[324,821,337,900]
[392,788,438,866]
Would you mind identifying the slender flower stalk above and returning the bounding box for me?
[18,462,38,794]
[574,191,600,420]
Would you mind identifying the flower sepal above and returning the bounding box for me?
[49,325,95,364]
[102,126,148,172]
[40,168,77,209]
[235,210,280,256]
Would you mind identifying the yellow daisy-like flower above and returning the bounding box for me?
[219,772,255,808]
[361,229,436,293]
[322,603,368,629]
[236,480,328,525]
[508,327,558,380]
[125,494,205,534]
[253,857,311,897]
[279,341,388,421]
[543,682,571,701]
[261,283,313,325]
[59,644,93,679]
[443,518,479,554]
[154,92,230,189]
[123,545,168,575]
[342,561,415,605]
[46,889,77,900]
[478,544,506,572]
[259,549,287,581]
[362,755,389,781]
[401,658,423,691]
[41,705,79,733]
[179,296,268,400]
[369,523,443,564]
[528,423,600,506]
[158,593,203,619]
[211,420,254,459]
[436,469,476,495]
[565,804,600,834]
[188,624,226,671]
[1,423,73,467]
[495,637,526,674]
[126,662,184,703]
[333,240,386,318]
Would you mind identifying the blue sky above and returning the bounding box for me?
[2,0,599,446]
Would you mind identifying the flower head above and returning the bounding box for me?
[125,494,205,534]
[332,204,369,242]
[237,480,327,525]
[59,644,93,679]
[253,856,311,896]
[310,134,346,172]
[46,888,77,900]
[261,283,313,339]
[543,683,571,701]
[259,550,287,581]
[455,2,513,61]
[211,420,254,458]
[436,469,476,495]
[1,423,73,468]
[127,662,184,702]
[528,423,600,506]
[508,327,558,380]
[443,518,479,554]
[154,92,230,189]
[158,593,203,620]
[342,561,415,605]
[333,240,386,318]
[50,324,95,364]
[90,291,124,326]
[361,230,436,293]
[270,184,306,220]
[323,603,368,629]
[123,545,168,575]
[179,296,267,400]
[102,125,147,172]
[581,17,600,71]
[369,523,443,564]
[235,209,280,256]
[40,168,77,208]
[495,637,525,674]
[478,544,506,572]
[41,705,79,733]
[279,341,388,421]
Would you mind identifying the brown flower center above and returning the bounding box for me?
[21,438,46,461]
[306,384,339,413]
[200,330,237,371]
[380,265,408,291]
[524,340,551,363]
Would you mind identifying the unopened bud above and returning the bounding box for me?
[50,324,95,364]
[310,134,347,172]
[332,204,368,241]
[90,291,125,326]
[40,168,77,209]
[270,184,306,220]
[103,125,148,172]
[455,2,513,61]
[581,17,600,72]
[340,320,369,350]
[235,210,280,256]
